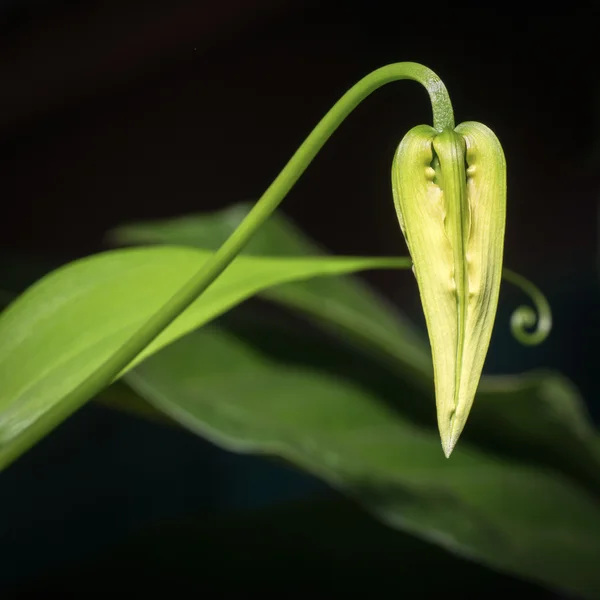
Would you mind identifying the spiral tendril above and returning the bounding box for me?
[502,267,552,346]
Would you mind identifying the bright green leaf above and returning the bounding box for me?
[0,246,408,468]
[109,203,433,383]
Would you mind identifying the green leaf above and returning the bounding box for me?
[108,205,600,493]
[124,322,600,599]
[109,203,433,384]
[0,245,408,468]
[473,373,600,494]
[0,273,169,431]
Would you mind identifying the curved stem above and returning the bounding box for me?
[502,268,552,345]
[121,63,451,363]
[0,63,454,470]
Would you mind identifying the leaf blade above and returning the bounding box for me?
[109,203,433,382]
[0,245,408,466]
[125,323,600,599]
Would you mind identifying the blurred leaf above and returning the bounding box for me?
[110,205,600,493]
[124,322,600,599]
[473,374,600,493]
[0,245,407,468]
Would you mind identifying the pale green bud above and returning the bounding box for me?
[392,122,506,457]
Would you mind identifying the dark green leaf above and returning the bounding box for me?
[125,323,600,599]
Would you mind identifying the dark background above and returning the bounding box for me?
[0,1,598,596]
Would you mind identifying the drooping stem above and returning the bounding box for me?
[87,63,452,375]
[96,63,453,369]
[0,63,455,470]
[112,64,452,368]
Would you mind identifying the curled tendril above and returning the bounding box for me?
[501,267,552,346]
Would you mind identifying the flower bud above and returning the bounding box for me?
[392,122,506,456]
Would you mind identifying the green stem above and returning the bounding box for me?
[0,62,454,470]
[115,64,451,366]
